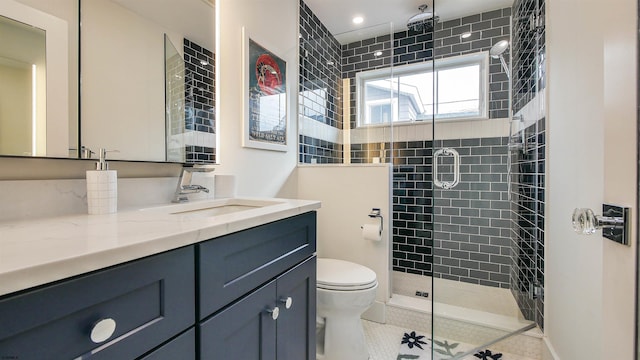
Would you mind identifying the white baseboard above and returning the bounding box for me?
[543,337,560,360]
[362,301,386,323]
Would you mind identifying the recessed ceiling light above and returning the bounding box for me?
[352,16,364,25]
[374,51,383,57]
[460,32,472,39]
[200,60,209,66]
[327,61,335,66]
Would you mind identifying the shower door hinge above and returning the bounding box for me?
[530,282,543,300]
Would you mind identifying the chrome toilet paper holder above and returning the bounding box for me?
[366,208,384,231]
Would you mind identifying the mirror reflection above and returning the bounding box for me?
[80,0,216,163]
[0,15,46,157]
[0,0,76,159]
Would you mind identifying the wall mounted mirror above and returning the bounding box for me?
[80,0,217,163]
[0,0,78,159]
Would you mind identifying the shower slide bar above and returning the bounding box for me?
[433,148,460,189]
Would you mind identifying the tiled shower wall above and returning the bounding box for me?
[509,0,546,329]
[184,39,216,163]
[351,138,512,289]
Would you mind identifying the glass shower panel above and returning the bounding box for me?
[430,0,542,357]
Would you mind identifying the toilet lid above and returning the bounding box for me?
[317,258,378,291]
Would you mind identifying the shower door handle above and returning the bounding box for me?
[433,148,460,189]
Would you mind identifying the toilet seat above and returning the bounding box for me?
[317,258,377,291]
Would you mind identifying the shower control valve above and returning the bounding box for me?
[571,204,630,245]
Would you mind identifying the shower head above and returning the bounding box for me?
[490,40,509,58]
[489,40,511,79]
[407,4,439,32]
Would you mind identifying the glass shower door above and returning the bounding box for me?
[429,0,544,358]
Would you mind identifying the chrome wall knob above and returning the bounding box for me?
[571,208,598,235]
[90,318,117,343]
[571,204,630,245]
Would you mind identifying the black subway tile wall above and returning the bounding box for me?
[184,38,216,163]
[432,138,512,288]
[389,141,435,276]
[510,0,545,329]
[512,0,546,114]
[433,7,512,120]
[299,0,343,164]
[166,44,185,162]
[510,119,545,328]
[299,135,343,164]
[353,138,511,287]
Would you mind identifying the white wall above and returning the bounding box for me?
[215,0,299,198]
[298,165,391,321]
[546,0,637,358]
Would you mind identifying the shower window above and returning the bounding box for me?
[356,52,489,127]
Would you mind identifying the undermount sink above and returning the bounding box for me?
[139,198,286,217]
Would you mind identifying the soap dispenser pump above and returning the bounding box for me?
[86,148,118,215]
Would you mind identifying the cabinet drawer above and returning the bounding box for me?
[0,246,195,360]
[198,211,316,319]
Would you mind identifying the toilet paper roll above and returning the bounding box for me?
[362,223,382,241]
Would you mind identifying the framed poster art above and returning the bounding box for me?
[242,28,288,151]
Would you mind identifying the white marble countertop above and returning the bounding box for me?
[0,197,321,297]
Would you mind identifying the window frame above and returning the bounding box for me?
[355,52,490,127]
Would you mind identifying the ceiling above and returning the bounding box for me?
[304,0,514,44]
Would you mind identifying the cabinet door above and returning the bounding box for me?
[199,281,277,360]
[276,256,316,360]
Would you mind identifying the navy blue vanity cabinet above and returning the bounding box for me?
[0,246,195,360]
[198,212,317,360]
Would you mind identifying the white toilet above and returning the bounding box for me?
[316,258,378,360]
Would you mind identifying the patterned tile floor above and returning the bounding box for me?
[363,320,538,360]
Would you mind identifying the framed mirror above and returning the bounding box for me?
[80,0,216,163]
[0,0,78,159]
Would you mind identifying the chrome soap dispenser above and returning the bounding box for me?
[86,148,118,215]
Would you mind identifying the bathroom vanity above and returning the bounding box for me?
[0,198,319,359]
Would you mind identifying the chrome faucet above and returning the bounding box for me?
[173,164,215,203]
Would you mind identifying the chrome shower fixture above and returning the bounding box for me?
[490,39,511,79]
[407,4,439,32]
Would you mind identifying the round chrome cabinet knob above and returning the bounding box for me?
[90,318,117,343]
[266,306,280,320]
[280,296,293,309]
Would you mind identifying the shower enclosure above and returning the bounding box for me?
[299,0,545,357]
